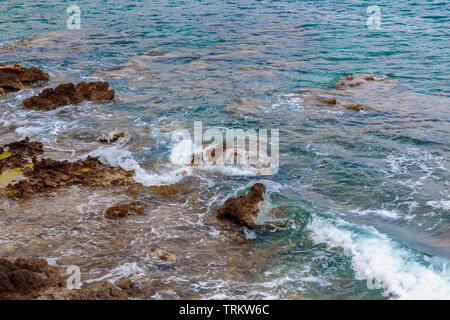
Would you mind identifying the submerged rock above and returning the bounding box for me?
[217,183,265,229]
[44,281,130,300]
[0,139,136,199]
[0,64,49,92]
[320,97,337,105]
[105,201,144,219]
[22,81,114,111]
[149,247,177,261]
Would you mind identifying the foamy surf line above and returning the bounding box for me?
[307,215,450,300]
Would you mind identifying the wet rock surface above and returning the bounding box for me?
[217,183,265,229]
[22,81,115,111]
[0,137,43,171]
[345,103,365,111]
[0,64,49,92]
[0,257,137,300]
[292,74,391,113]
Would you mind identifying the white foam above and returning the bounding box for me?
[307,215,450,300]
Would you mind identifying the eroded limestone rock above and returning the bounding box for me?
[217,183,265,229]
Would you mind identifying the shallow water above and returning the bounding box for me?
[0,0,449,299]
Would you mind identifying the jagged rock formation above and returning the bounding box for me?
[0,64,49,92]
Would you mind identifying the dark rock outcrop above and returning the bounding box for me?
[217,183,265,228]
[0,64,49,92]
[22,81,114,111]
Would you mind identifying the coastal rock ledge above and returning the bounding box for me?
[0,64,49,92]
[217,183,265,229]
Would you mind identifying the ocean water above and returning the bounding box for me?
[0,0,449,299]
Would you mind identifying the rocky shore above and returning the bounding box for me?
[0,257,145,300]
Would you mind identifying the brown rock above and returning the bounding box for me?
[217,183,265,229]
[149,248,176,261]
[0,64,49,92]
[105,201,144,219]
[2,146,136,199]
[75,81,115,102]
[98,131,125,143]
[320,97,337,105]
[22,81,114,111]
[0,257,139,300]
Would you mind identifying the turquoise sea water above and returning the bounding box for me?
[0,0,449,299]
